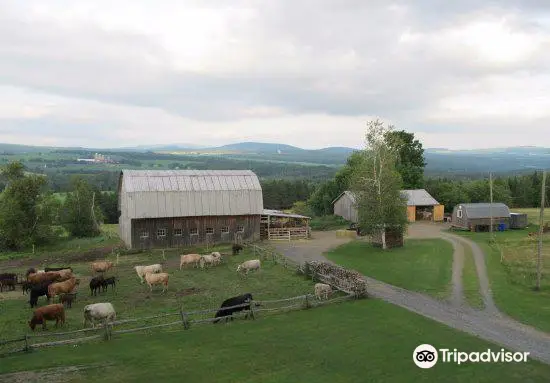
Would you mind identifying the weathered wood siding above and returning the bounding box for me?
[333,194,358,223]
[130,215,260,249]
[407,206,416,222]
[433,205,444,222]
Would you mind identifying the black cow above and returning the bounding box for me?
[89,275,104,296]
[213,293,256,323]
[0,273,17,292]
[232,243,243,255]
[60,293,76,308]
[101,276,118,293]
[21,281,33,295]
[45,266,72,272]
[29,282,52,308]
[25,268,37,278]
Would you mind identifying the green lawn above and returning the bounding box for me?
[454,228,550,332]
[325,239,453,299]
[462,244,484,309]
[1,299,549,382]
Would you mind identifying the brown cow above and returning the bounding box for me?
[28,304,65,331]
[27,271,62,285]
[48,277,80,302]
[90,261,114,274]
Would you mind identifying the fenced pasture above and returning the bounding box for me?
[512,208,550,225]
[0,241,359,357]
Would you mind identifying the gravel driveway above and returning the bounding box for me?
[270,223,550,365]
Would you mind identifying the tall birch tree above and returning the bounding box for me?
[351,120,408,249]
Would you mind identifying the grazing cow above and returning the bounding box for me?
[48,277,79,302]
[232,243,243,255]
[210,252,222,265]
[179,254,201,270]
[29,282,53,308]
[56,269,74,281]
[213,293,255,323]
[89,275,105,296]
[29,303,65,331]
[314,283,332,300]
[83,302,116,328]
[60,293,76,308]
[26,268,37,278]
[90,261,114,274]
[199,254,217,269]
[101,276,118,293]
[45,266,73,272]
[144,272,169,293]
[0,278,16,292]
[134,264,163,283]
[27,271,62,285]
[236,259,261,274]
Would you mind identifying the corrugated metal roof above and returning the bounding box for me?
[262,209,311,219]
[121,170,262,192]
[119,169,263,218]
[334,189,438,206]
[401,189,439,206]
[458,203,510,219]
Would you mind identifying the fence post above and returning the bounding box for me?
[24,335,29,352]
[250,300,256,320]
[180,308,190,330]
[304,294,311,309]
[103,321,109,341]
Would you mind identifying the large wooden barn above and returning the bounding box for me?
[332,189,444,223]
[118,170,263,249]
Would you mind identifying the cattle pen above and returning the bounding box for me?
[0,245,367,358]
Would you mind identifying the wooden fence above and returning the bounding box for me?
[0,292,354,358]
[267,227,310,241]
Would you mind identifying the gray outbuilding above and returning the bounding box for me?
[118,169,263,249]
[451,203,511,231]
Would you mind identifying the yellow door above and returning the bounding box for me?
[433,205,444,221]
[407,206,416,222]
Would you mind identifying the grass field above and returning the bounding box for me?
[309,215,351,231]
[454,227,550,332]
[325,239,453,300]
[462,244,484,309]
[2,299,550,382]
[0,243,317,341]
[511,208,550,225]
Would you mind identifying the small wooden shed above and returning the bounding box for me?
[451,203,511,232]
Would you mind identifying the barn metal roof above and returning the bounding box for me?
[333,189,438,206]
[120,170,262,193]
[118,169,263,218]
[401,189,439,206]
[457,203,510,219]
[262,209,311,219]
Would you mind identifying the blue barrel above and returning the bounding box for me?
[498,223,506,231]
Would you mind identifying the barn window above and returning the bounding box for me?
[206,227,214,235]
[190,228,198,235]
[139,230,149,239]
[237,225,244,233]
[457,209,463,219]
[157,228,167,238]
[174,228,183,237]
[221,226,229,234]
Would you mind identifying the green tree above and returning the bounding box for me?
[0,161,60,250]
[384,130,426,189]
[63,177,103,237]
[351,120,408,249]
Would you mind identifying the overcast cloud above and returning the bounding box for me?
[1,0,550,149]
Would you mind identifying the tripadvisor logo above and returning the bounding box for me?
[413,344,530,368]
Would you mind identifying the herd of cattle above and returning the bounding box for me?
[1,243,333,332]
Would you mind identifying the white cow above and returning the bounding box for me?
[210,252,222,266]
[83,302,116,328]
[236,259,261,274]
[135,264,163,283]
[314,283,332,300]
[199,254,216,269]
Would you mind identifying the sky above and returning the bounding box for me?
[1,0,550,150]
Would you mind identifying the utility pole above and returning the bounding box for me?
[489,172,494,239]
[536,170,546,291]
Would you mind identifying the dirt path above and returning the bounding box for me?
[271,225,550,365]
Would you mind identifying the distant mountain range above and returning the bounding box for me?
[1,142,550,176]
